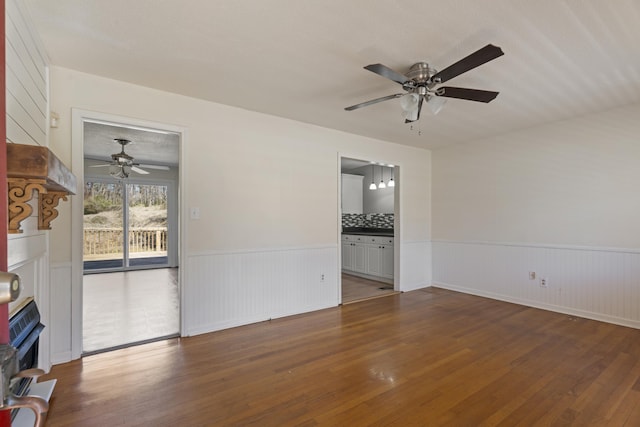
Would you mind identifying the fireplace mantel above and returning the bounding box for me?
[7,143,77,234]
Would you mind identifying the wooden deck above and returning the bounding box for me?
[42,287,640,426]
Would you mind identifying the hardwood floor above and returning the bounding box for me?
[341,273,397,303]
[42,288,640,426]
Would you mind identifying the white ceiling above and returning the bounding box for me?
[24,0,640,151]
[83,121,180,166]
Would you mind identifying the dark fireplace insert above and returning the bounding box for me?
[9,299,45,411]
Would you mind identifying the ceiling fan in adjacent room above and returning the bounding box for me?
[345,44,504,122]
[90,138,170,178]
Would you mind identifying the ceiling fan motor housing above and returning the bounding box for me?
[404,62,438,92]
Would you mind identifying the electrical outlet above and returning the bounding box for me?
[320,274,325,282]
[529,271,536,280]
[540,277,548,288]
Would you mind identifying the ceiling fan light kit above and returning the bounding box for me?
[345,43,504,123]
[427,94,447,115]
[110,164,130,179]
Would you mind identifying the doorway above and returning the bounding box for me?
[340,156,398,303]
[80,117,181,354]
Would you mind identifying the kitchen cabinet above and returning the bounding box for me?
[342,234,393,282]
[342,235,366,273]
[341,174,363,214]
[366,243,393,279]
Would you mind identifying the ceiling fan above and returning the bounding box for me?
[90,138,170,178]
[345,44,504,122]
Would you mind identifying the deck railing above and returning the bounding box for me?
[84,227,167,259]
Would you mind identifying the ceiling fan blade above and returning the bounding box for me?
[364,64,409,85]
[437,87,499,103]
[432,44,504,84]
[138,164,170,171]
[89,164,111,168]
[130,166,150,175]
[345,93,404,111]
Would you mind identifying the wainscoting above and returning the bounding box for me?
[432,240,640,328]
[50,263,72,364]
[399,240,432,292]
[183,245,339,336]
[49,240,434,365]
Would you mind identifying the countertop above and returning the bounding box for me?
[342,227,394,237]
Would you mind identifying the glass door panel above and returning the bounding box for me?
[83,181,124,270]
[127,184,168,267]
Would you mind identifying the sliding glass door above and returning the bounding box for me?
[127,183,168,267]
[83,181,124,270]
[83,180,169,272]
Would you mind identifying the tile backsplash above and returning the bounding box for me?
[342,213,394,229]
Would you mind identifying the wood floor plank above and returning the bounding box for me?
[41,288,640,426]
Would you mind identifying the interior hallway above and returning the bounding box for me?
[83,268,179,354]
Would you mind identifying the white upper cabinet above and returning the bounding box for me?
[341,174,363,214]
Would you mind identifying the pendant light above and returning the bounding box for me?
[388,166,395,187]
[369,165,377,190]
[378,166,386,189]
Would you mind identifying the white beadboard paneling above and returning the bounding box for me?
[4,0,53,369]
[398,240,432,292]
[432,240,640,328]
[6,115,39,146]
[5,0,48,146]
[5,0,47,92]
[184,246,338,336]
[50,263,73,364]
[6,87,46,145]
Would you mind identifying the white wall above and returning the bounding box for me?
[432,103,640,327]
[6,0,53,370]
[47,66,432,362]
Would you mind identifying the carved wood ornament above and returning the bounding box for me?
[6,144,77,234]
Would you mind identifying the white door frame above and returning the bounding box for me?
[71,109,187,359]
[337,153,401,303]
